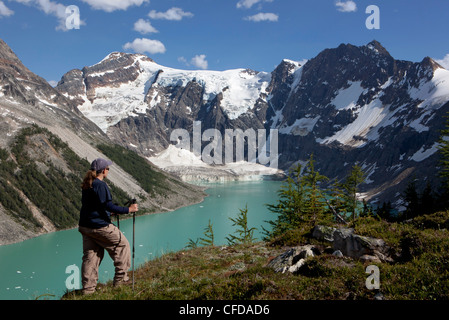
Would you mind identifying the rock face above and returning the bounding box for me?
[0,39,106,148]
[55,40,449,206]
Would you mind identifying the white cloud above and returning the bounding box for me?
[190,54,208,69]
[148,7,193,21]
[48,80,58,87]
[436,54,449,70]
[178,55,208,69]
[37,0,67,30]
[80,0,148,12]
[335,1,357,12]
[134,18,158,34]
[123,38,166,55]
[236,0,273,9]
[0,1,14,17]
[244,12,278,22]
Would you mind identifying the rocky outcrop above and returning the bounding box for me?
[267,225,393,274]
[311,225,337,242]
[332,228,392,263]
[266,245,321,273]
[312,225,393,263]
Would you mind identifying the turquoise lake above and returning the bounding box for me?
[0,180,283,300]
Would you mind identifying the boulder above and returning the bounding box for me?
[359,254,382,264]
[312,225,337,242]
[267,245,320,273]
[332,250,344,257]
[311,225,393,263]
[332,228,392,263]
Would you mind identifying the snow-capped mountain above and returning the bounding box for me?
[56,40,449,206]
[267,41,449,205]
[57,52,270,129]
[56,51,272,158]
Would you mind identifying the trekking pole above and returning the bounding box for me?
[125,198,137,292]
[113,203,120,229]
[132,208,136,292]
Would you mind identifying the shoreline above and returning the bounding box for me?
[0,175,285,247]
[0,181,208,247]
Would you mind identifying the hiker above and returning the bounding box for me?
[78,157,138,294]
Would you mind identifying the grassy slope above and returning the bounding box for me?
[64,211,449,300]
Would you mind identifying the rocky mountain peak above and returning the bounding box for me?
[265,59,302,111]
[0,39,81,115]
[85,51,154,75]
[0,39,22,64]
[0,37,107,151]
[364,40,391,57]
[420,56,444,73]
[0,39,44,84]
[56,51,156,104]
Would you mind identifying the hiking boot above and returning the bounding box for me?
[82,288,96,295]
[113,278,131,288]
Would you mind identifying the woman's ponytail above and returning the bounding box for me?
[81,170,97,190]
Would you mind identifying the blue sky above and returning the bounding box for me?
[1,0,449,86]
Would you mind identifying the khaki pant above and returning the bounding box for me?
[79,224,131,294]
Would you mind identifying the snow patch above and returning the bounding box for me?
[331,81,366,110]
[279,116,320,136]
[409,142,441,162]
[320,98,386,147]
[409,68,449,107]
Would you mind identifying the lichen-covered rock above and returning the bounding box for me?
[312,225,337,242]
[312,225,393,263]
[266,244,320,273]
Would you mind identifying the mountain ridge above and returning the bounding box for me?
[54,40,449,208]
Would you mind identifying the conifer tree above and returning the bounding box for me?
[341,164,366,221]
[420,181,435,215]
[199,219,214,247]
[403,178,419,219]
[437,112,449,209]
[361,199,374,218]
[265,155,334,239]
[226,204,257,245]
[265,163,306,238]
[302,155,329,224]
[376,201,393,221]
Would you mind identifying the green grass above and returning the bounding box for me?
[62,211,449,300]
